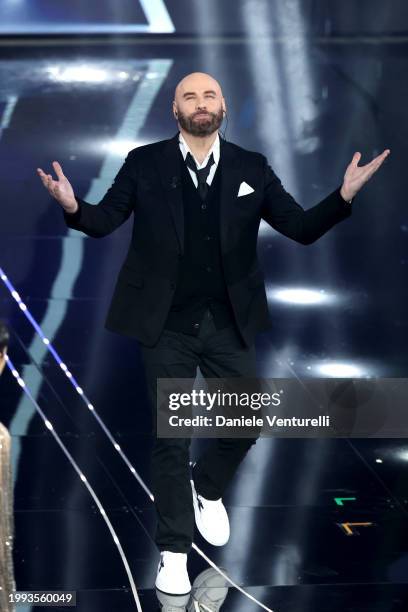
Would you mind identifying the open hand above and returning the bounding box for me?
[341,149,390,201]
[37,161,78,213]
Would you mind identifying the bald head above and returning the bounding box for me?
[173,72,226,137]
[174,72,223,101]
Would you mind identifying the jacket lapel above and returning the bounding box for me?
[155,132,243,254]
[156,132,184,254]
[219,137,243,250]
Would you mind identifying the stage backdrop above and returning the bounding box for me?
[0,0,407,36]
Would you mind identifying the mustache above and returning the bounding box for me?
[177,106,223,136]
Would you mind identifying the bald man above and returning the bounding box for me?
[37,71,389,599]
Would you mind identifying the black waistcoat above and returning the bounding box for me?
[163,153,235,335]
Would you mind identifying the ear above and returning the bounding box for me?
[172,101,178,119]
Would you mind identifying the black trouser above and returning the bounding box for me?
[139,309,259,553]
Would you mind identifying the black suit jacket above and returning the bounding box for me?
[64,132,352,346]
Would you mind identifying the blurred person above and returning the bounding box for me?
[0,321,16,612]
[0,320,9,376]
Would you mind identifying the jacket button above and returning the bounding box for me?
[170,283,176,290]
[177,253,183,260]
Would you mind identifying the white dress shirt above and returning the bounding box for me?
[178,131,220,188]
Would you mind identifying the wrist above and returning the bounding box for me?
[340,185,353,203]
[63,199,79,214]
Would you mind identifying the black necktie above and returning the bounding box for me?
[185,151,215,201]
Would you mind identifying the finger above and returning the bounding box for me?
[37,168,58,194]
[365,149,391,169]
[367,155,389,175]
[351,152,362,167]
[38,171,51,187]
[37,167,54,182]
[361,157,386,181]
[37,168,49,184]
[46,175,57,193]
[372,155,388,173]
[37,167,57,185]
[52,161,65,180]
[376,148,391,165]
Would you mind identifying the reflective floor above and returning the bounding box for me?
[1,14,408,612]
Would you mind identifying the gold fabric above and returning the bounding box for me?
[0,423,15,612]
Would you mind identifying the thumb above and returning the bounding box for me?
[52,161,65,179]
[351,151,361,167]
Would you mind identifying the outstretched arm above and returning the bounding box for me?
[261,149,390,245]
[37,152,138,238]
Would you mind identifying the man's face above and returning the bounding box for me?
[174,76,225,137]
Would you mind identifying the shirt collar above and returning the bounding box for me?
[178,131,220,169]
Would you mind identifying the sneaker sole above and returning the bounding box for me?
[156,586,192,599]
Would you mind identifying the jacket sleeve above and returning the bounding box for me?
[63,151,137,238]
[260,156,353,245]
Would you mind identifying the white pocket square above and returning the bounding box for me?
[237,181,255,197]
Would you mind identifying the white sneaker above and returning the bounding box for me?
[191,480,230,546]
[155,551,191,596]
[187,567,229,611]
[156,588,191,610]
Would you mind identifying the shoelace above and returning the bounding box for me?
[197,494,204,511]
